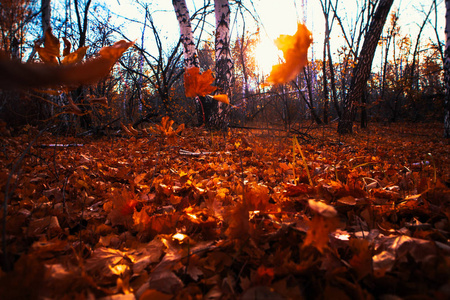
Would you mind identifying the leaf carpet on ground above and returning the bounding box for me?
[0,122,449,299]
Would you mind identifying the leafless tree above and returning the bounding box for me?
[338,0,394,134]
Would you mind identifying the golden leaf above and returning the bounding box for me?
[212,94,229,105]
[61,46,88,65]
[62,37,71,56]
[267,23,313,84]
[99,39,134,59]
[184,67,217,98]
[36,28,60,64]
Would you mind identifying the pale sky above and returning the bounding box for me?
[97,0,444,74]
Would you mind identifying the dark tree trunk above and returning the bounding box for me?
[338,0,394,134]
[73,0,93,129]
[445,0,450,138]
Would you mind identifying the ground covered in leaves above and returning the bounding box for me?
[1,122,450,299]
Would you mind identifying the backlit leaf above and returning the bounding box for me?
[62,37,71,56]
[61,46,88,65]
[267,23,312,84]
[212,94,229,104]
[36,28,60,64]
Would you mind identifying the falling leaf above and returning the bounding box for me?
[212,94,230,104]
[62,37,71,56]
[0,39,133,89]
[267,23,313,84]
[61,46,88,65]
[151,116,184,137]
[36,28,60,64]
[184,67,217,98]
[108,188,138,226]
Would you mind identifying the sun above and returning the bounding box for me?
[254,37,283,76]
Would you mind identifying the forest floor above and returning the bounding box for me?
[1,121,449,299]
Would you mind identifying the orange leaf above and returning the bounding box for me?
[303,215,338,253]
[99,39,134,59]
[224,201,249,241]
[349,238,373,279]
[62,37,71,56]
[267,23,313,84]
[303,200,338,253]
[36,28,60,64]
[184,67,217,98]
[308,199,337,218]
[212,94,229,105]
[108,189,138,226]
[61,46,88,65]
[0,40,133,89]
[245,183,271,211]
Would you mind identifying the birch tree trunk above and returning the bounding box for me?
[445,0,450,138]
[209,0,233,128]
[337,0,393,134]
[173,0,207,123]
[172,0,199,69]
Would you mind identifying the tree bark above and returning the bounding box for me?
[445,0,450,138]
[173,0,208,124]
[73,0,93,129]
[41,0,51,35]
[337,0,394,134]
[210,0,233,129]
[74,0,92,48]
[172,0,199,69]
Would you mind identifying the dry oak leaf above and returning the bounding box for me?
[268,23,313,84]
[184,67,217,97]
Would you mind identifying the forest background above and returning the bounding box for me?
[0,0,447,134]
